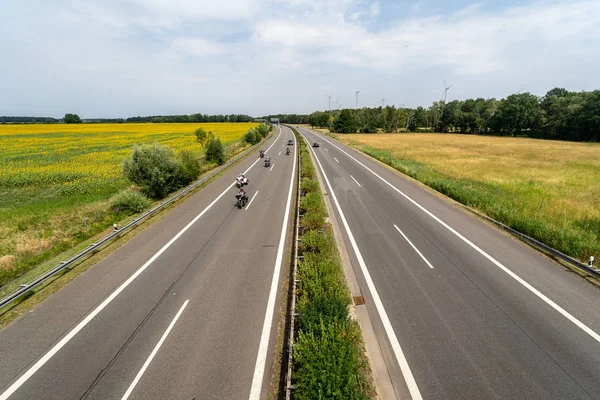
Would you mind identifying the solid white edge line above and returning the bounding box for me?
[248,127,297,400]
[334,157,339,163]
[245,191,259,210]
[350,175,362,187]
[0,128,283,400]
[121,300,189,400]
[299,131,424,400]
[394,225,434,269]
[311,129,600,344]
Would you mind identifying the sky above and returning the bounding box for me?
[1,0,599,118]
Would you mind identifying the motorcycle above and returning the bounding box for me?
[286,147,290,155]
[235,176,249,188]
[235,193,248,209]
[259,150,265,158]
[264,157,271,168]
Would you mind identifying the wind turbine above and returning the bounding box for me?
[380,96,385,107]
[335,97,342,108]
[326,94,332,110]
[442,80,452,104]
[355,91,360,109]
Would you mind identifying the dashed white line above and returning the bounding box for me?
[270,163,275,171]
[350,175,362,187]
[245,191,259,210]
[325,148,329,152]
[394,225,434,269]
[299,132,424,400]
[121,300,189,400]
[334,157,339,163]
[0,128,284,400]
[278,151,281,155]
[249,127,297,400]
[315,132,600,345]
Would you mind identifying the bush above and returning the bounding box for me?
[300,230,332,254]
[294,321,369,400]
[205,135,226,165]
[301,178,320,195]
[243,129,258,145]
[110,188,151,214]
[194,128,209,147]
[298,294,349,334]
[300,192,326,215]
[178,150,201,185]
[123,143,182,199]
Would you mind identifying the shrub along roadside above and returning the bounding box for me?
[290,127,374,399]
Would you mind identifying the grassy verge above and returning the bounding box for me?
[331,133,600,263]
[290,127,374,399]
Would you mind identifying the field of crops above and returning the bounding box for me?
[0,123,255,285]
[336,133,600,262]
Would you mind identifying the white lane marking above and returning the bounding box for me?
[334,157,339,163]
[248,127,297,400]
[270,163,275,172]
[299,132,423,400]
[0,129,283,400]
[350,175,362,187]
[121,300,189,400]
[278,151,281,155]
[314,132,600,345]
[394,225,434,269]
[325,148,329,152]
[245,191,259,210]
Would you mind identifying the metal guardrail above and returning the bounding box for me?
[285,128,302,399]
[300,126,600,280]
[0,130,276,310]
[470,209,600,278]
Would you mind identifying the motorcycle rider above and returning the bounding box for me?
[237,187,248,206]
[286,147,290,155]
[236,173,248,185]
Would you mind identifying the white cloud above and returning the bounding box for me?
[0,0,599,116]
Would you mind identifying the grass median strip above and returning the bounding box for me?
[291,127,374,399]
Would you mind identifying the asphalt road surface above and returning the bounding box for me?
[298,127,600,400]
[0,126,296,400]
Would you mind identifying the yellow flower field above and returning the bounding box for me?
[0,122,256,286]
[0,123,256,192]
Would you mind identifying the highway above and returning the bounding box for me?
[298,127,600,400]
[0,126,296,400]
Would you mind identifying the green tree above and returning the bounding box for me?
[333,109,358,133]
[194,127,210,147]
[205,134,226,165]
[123,143,182,199]
[64,113,82,124]
[492,93,541,136]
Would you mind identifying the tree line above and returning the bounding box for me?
[0,113,255,124]
[308,87,600,142]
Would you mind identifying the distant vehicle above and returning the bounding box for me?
[287,139,294,145]
[264,156,271,167]
[312,142,320,148]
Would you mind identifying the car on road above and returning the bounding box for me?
[287,139,294,145]
[312,142,320,148]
